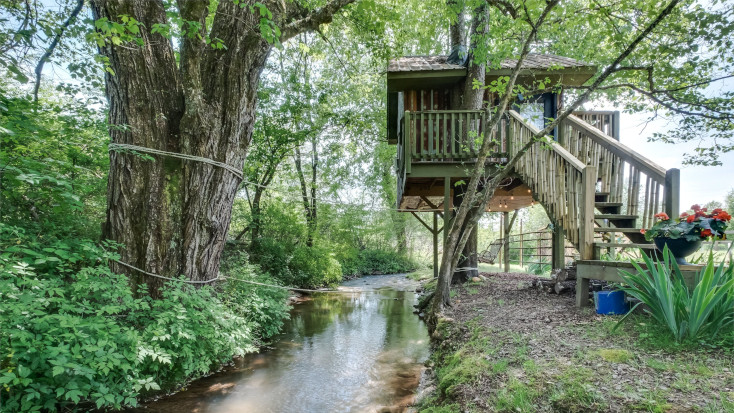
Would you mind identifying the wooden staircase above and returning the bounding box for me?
[593,191,654,252]
[506,110,679,259]
[505,110,681,306]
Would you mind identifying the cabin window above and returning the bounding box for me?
[518,101,545,130]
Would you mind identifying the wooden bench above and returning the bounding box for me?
[575,260,701,307]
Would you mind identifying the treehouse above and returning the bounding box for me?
[387,54,683,306]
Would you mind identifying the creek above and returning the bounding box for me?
[132,273,430,413]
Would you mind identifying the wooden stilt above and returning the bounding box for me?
[503,211,510,272]
[433,212,439,278]
[551,221,565,270]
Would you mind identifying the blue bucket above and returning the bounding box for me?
[594,290,629,315]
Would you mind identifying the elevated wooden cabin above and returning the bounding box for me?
[387,54,682,306]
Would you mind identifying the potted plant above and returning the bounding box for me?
[641,205,731,265]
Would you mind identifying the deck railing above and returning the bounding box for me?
[571,110,620,140]
[559,115,679,227]
[401,110,508,164]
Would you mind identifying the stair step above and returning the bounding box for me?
[595,202,623,208]
[594,214,637,220]
[594,227,642,233]
[594,242,655,249]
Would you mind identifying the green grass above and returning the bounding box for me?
[493,378,540,413]
[478,262,531,274]
[407,267,434,281]
[549,367,608,412]
[597,348,634,363]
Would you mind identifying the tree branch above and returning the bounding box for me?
[33,0,84,102]
[281,0,357,42]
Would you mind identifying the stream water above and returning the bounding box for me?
[132,274,430,413]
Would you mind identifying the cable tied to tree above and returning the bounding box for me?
[110,256,389,294]
[108,143,243,180]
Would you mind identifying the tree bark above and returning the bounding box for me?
[294,145,317,247]
[452,183,478,283]
[448,0,465,51]
[449,3,488,283]
[92,0,354,295]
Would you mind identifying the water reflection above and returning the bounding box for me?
[132,274,430,413]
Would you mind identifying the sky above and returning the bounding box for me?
[609,110,733,211]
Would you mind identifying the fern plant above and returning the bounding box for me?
[616,245,734,342]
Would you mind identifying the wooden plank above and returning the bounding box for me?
[404,111,412,174]
[664,168,680,219]
[433,212,439,278]
[427,112,433,159]
[508,110,585,170]
[450,113,456,157]
[579,165,596,260]
[444,176,450,244]
[594,242,655,249]
[566,114,666,181]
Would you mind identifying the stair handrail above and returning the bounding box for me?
[564,114,665,182]
[506,110,595,259]
[507,111,585,171]
[560,114,680,227]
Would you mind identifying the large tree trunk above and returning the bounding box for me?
[452,184,478,283]
[294,145,318,247]
[450,4,488,284]
[93,0,353,295]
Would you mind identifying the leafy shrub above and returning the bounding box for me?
[0,226,290,411]
[248,239,343,288]
[617,246,734,342]
[337,248,416,276]
[527,261,551,275]
[248,237,295,285]
[289,245,342,288]
[219,250,290,340]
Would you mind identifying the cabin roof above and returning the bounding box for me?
[387,53,591,73]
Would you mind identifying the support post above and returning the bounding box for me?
[576,276,590,307]
[433,212,439,278]
[579,166,597,260]
[519,221,524,267]
[444,177,451,244]
[612,111,621,141]
[503,211,510,272]
[664,168,680,219]
[551,221,565,270]
[404,111,412,174]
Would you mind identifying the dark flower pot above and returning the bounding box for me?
[653,237,703,265]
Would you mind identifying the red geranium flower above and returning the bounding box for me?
[640,229,647,234]
[680,212,689,218]
[654,212,670,220]
[713,208,723,214]
[716,211,732,222]
[691,204,702,211]
[686,215,696,223]
[701,229,713,238]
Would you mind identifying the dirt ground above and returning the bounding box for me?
[418,271,734,413]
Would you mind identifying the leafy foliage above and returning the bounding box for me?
[0,224,291,410]
[617,246,734,342]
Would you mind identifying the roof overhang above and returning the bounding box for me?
[387,68,467,92]
[486,67,597,88]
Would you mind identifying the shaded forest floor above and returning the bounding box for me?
[417,272,734,413]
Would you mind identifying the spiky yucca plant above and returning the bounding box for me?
[616,245,734,342]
